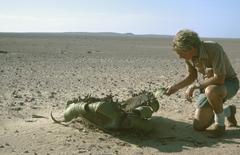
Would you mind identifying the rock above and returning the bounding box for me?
[98,137,105,141]
[25,97,35,102]
[12,91,22,98]
[5,143,10,146]
[11,107,22,111]
[30,106,40,109]
[175,109,182,113]
[49,92,57,98]
[0,50,8,54]
[18,102,24,106]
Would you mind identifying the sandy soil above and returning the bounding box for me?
[0,33,240,155]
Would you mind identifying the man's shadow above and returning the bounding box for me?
[102,116,240,153]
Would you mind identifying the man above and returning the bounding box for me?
[165,29,239,138]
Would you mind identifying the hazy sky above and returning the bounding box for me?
[0,0,239,38]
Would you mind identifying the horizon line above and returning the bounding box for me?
[0,31,240,39]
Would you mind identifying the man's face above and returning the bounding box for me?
[175,48,194,60]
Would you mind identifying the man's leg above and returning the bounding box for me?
[205,85,227,137]
[193,105,214,131]
[224,105,237,127]
[223,78,239,127]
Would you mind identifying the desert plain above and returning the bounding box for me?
[0,33,240,155]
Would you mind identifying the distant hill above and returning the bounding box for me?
[63,32,173,38]
[0,32,173,38]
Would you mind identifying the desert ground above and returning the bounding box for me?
[0,33,240,155]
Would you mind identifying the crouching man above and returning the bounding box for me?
[165,29,239,138]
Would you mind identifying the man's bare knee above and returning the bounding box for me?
[205,85,227,100]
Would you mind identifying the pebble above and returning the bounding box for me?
[5,143,10,146]
[13,94,22,99]
[79,150,87,153]
[98,137,105,141]
[0,50,8,54]
[49,92,57,98]
[25,97,35,102]
[18,102,24,106]
[83,129,88,133]
[11,107,22,111]
[175,109,182,113]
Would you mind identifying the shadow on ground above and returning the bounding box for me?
[80,116,240,153]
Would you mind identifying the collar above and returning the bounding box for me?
[198,41,208,59]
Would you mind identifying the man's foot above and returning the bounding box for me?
[227,105,237,127]
[208,124,225,138]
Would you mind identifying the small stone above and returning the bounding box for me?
[79,150,87,153]
[11,107,22,111]
[82,129,88,133]
[25,97,35,102]
[24,150,29,153]
[49,92,57,99]
[13,94,22,98]
[18,102,24,106]
[98,137,105,141]
[5,143,10,146]
[30,106,39,109]
[175,109,182,113]
[0,50,8,54]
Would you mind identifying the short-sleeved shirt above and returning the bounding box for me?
[186,41,237,79]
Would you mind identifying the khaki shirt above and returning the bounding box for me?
[186,41,237,79]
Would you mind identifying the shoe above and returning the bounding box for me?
[208,124,225,138]
[227,105,237,127]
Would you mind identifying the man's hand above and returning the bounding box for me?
[204,68,213,79]
[165,85,179,96]
[185,84,196,102]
